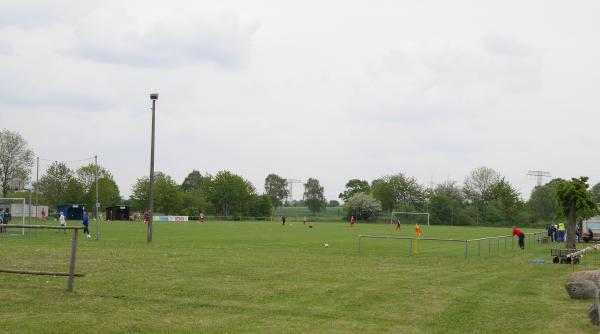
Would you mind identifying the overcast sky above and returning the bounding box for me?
[1,0,599,202]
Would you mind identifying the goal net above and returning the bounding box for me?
[390,211,430,226]
[0,198,27,236]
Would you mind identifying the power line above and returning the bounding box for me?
[38,156,95,164]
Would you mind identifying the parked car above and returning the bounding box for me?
[581,216,600,242]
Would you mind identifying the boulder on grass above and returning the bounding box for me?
[588,303,600,327]
[565,270,600,299]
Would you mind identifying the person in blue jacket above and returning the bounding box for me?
[82,211,90,238]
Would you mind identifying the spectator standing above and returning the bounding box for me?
[547,224,554,243]
[558,222,566,243]
[0,208,4,233]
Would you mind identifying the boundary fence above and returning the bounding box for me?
[358,232,545,258]
[0,224,85,292]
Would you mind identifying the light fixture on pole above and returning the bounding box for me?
[148,93,158,243]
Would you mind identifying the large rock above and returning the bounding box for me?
[565,270,600,299]
[589,303,600,327]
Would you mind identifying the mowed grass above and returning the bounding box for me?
[0,221,597,333]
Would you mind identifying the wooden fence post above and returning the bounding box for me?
[67,228,79,292]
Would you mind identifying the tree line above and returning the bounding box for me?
[340,167,600,226]
[1,129,599,226]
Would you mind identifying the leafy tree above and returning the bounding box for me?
[180,170,213,216]
[208,171,256,216]
[463,166,502,224]
[64,178,85,205]
[129,176,150,212]
[429,181,465,225]
[555,177,598,249]
[487,178,523,225]
[389,174,426,209]
[84,178,121,211]
[303,178,326,214]
[37,162,76,207]
[371,179,395,212]
[181,170,211,193]
[591,182,600,204]
[76,164,113,192]
[0,129,34,197]
[339,179,370,202]
[371,173,426,212]
[247,194,273,218]
[154,175,184,214]
[328,200,340,207]
[129,172,184,214]
[343,192,382,220]
[181,189,213,216]
[264,174,288,209]
[463,166,501,205]
[75,164,121,211]
[528,181,560,221]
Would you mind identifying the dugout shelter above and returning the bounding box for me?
[105,205,130,221]
[57,204,86,220]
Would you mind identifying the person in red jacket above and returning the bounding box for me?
[350,215,356,227]
[513,226,525,250]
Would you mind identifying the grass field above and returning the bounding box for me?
[0,220,597,333]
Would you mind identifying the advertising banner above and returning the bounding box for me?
[152,216,189,222]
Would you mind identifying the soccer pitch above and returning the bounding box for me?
[0,221,595,333]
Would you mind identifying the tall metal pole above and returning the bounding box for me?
[95,155,99,240]
[148,94,158,243]
[28,189,32,239]
[35,157,39,221]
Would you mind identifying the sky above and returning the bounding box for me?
[1,0,599,202]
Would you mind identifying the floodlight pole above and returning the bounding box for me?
[95,155,99,240]
[35,157,39,221]
[148,93,158,243]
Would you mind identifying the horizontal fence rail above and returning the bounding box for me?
[0,224,84,292]
[358,232,545,259]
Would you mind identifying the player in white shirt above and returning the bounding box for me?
[59,212,66,234]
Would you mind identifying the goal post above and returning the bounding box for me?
[0,198,27,236]
[390,211,430,226]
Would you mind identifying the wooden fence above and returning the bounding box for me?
[0,224,85,292]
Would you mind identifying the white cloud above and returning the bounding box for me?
[0,39,12,55]
[72,8,259,68]
[351,36,543,124]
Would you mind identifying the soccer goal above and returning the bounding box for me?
[390,211,430,226]
[0,198,27,236]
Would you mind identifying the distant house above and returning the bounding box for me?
[105,205,130,221]
[57,204,86,220]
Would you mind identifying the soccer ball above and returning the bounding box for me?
[324,243,329,248]
[87,234,91,239]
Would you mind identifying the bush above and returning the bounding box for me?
[343,193,382,221]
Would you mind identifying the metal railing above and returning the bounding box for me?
[358,232,545,259]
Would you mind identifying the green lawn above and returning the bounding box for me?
[0,221,596,333]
